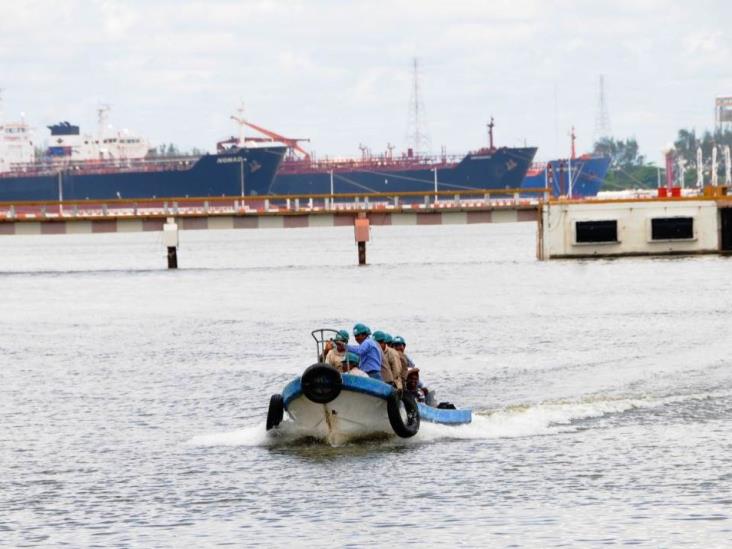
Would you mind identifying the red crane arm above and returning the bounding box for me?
[231,116,310,159]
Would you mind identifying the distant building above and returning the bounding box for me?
[715,96,732,131]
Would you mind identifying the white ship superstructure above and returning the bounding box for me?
[48,106,149,162]
[0,92,35,173]
[0,99,151,174]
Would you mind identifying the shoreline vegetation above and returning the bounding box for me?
[594,128,732,190]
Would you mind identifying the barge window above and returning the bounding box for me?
[575,220,618,243]
[651,217,694,240]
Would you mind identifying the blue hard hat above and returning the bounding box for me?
[334,330,349,343]
[372,330,387,342]
[341,352,360,365]
[353,323,371,336]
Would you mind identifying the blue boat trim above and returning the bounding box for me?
[341,375,395,399]
[282,378,302,408]
[417,403,472,424]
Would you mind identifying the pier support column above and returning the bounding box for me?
[163,218,179,269]
[354,213,370,266]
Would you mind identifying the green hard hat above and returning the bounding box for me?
[353,323,371,336]
[334,330,349,343]
[384,333,393,344]
[372,330,387,342]
[341,352,360,365]
[392,336,405,346]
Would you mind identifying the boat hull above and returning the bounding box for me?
[0,146,287,202]
[279,373,470,445]
[269,147,538,195]
[522,155,611,198]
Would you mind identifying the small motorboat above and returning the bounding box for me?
[265,329,471,445]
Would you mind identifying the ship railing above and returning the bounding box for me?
[0,187,550,220]
[279,154,468,173]
[0,156,199,178]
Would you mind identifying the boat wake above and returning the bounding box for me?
[188,389,729,448]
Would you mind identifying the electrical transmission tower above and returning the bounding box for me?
[594,74,612,141]
[405,57,431,155]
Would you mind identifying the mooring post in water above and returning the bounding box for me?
[163,217,179,269]
[354,213,370,265]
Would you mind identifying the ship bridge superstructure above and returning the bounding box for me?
[47,106,149,162]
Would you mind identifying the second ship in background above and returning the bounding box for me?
[228,116,608,198]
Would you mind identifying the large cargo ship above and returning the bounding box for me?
[229,117,537,196]
[0,106,286,202]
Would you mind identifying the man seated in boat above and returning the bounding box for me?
[344,323,383,381]
[405,368,429,403]
[323,330,349,368]
[340,352,368,377]
[372,331,403,391]
[391,335,413,388]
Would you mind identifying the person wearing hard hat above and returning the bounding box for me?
[346,323,383,381]
[323,329,349,369]
[341,351,368,377]
[391,335,413,387]
[373,331,403,390]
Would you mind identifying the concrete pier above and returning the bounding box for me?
[538,187,732,259]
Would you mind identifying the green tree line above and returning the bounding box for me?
[592,129,732,190]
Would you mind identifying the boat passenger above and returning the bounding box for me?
[323,329,349,368]
[346,323,383,381]
[405,368,429,403]
[341,352,368,377]
[372,331,403,390]
[391,335,413,387]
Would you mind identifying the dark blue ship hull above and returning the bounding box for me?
[268,147,537,195]
[521,155,611,198]
[0,146,286,202]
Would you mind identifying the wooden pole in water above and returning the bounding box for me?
[354,213,370,266]
[163,218,179,270]
[167,247,178,269]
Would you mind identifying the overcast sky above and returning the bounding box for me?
[2,0,731,163]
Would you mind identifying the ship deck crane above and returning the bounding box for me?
[230,116,311,160]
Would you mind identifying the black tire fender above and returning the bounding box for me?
[266,394,284,430]
[387,391,420,438]
[301,363,343,404]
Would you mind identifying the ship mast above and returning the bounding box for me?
[97,104,111,139]
[570,126,576,160]
[236,102,246,145]
[487,117,495,150]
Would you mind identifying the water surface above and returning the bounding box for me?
[1,223,730,547]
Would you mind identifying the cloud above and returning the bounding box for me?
[2,0,732,161]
